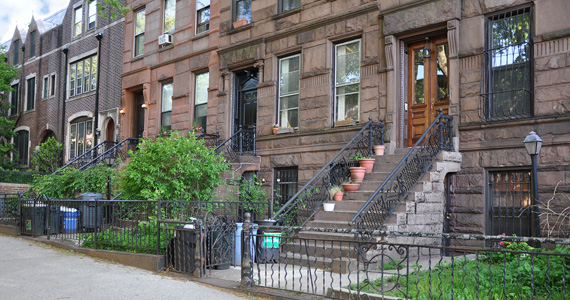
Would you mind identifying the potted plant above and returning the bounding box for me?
[349,166,366,182]
[323,200,335,212]
[352,153,375,174]
[328,185,344,201]
[342,182,360,192]
[272,124,279,135]
[374,144,385,155]
[334,117,356,128]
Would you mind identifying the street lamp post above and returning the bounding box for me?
[524,131,543,238]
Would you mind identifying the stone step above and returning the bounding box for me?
[298,231,359,242]
[282,240,358,259]
[343,191,375,200]
[331,200,367,211]
[305,220,354,229]
[278,252,359,274]
[313,210,355,222]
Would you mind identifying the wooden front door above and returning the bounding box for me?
[234,69,258,131]
[407,37,450,146]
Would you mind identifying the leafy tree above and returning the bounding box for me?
[30,164,115,198]
[118,131,230,201]
[0,46,19,169]
[96,0,130,19]
[30,137,62,173]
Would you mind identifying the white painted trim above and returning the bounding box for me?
[24,74,37,112]
[50,72,57,98]
[13,126,31,166]
[66,111,93,161]
[42,74,50,99]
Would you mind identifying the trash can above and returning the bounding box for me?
[46,206,61,235]
[255,219,282,263]
[78,193,103,231]
[233,222,257,265]
[21,204,45,236]
[60,207,79,233]
[168,225,198,274]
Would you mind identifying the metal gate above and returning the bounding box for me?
[201,212,236,274]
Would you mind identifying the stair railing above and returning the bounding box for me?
[273,118,384,227]
[53,140,116,174]
[214,125,256,162]
[77,138,140,170]
[196,130,220,149]
[350,110,453,231]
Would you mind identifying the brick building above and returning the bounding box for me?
[3,0,124,166]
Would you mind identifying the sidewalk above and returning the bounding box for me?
[0,235,247,300]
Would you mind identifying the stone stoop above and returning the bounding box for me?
[216,155,262,201]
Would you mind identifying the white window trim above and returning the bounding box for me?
[133,8,146,58]
[50,72,57,98]
[196,0,210,35]
[278,54,300,129]
[42,75,50,99]
[163,0,175,34]
[72,3,83,38]
[8,79,19,117]
[334,39,361,123]
[68,51,98,99]
[87,0,97,31]
[24,73,37,112]
[66,111,93,161]
[12,126,31,166]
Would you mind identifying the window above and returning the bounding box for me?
[10,84,18,115]
[194,72,209,131]
[482,6,532,120]
[161,82,173,132]
[69,118,93,159]
[488,170,533,238]
[26,77,35,111]
[335,39,361,122]
[279,0,300,13]
[43,76,49,99]
[274,167,298,215]
[88,0,97,30]
[74,6,83,37]
[134,9,145,57]
[196,0,210,34]
[278,54,299,128]
[13,40,19,65]
[50,74,56,97]
[69,56,98,97]
[233,0,251,24]
[14,130,29,166]
[163,0,175,34]
[29,31,36,57]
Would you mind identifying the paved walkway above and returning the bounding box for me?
[0,235,246,300]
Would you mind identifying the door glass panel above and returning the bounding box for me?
[70,124,76,158]
[77,122,85,156]
[413,49,425,105]
[244,90,257,128]
[436,44,449,102]
[86,121,93,151]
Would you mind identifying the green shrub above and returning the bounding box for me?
[30,137,63,173]
[30,164,115,198]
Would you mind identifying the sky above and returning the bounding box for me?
[0,0,69,44]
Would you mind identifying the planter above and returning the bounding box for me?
[333,192,344,201]
[323,202,335,212]
[374,145,385,156]
[334,119,357,127]
[276,127,294,135]
[350,167,366,182]
[342,183,360,192]
[233,19,248,28]
[272,128,277,135]
[359,158,375,174]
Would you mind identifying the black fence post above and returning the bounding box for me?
[239,125,243,156]
[94,198,98,249]
[368,117,373,156]
[157,199,161,255]
[241,212,253,288]
[380,118,385,146]
[448,115,454,151]
[438,109,444,151]
[252,125,257,156]
[46,198,51,240]
[17,193,22,234]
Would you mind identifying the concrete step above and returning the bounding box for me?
[331,200,367,211]
[313,210,355,222]
[343,191,375,200]
[298,231,359,242]
[278,252,359,274]
[282,243,358,259]
[305,220,354,229]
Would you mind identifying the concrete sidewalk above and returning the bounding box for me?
[0,235,247,300]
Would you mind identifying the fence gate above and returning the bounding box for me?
[201,212,236,274]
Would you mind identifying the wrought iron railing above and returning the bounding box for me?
[77,138,140,170]
[0,193,20,226]
[53,141,116,174]
[196,130,220,149]
[350,111,453,231]
[214,126,256,162]
[0,170,46,184]
[273,119,384,227]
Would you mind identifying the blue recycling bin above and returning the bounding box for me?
[233,222,257,265]
[61,208,79,233]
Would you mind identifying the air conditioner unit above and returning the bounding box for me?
[158,34,173,46]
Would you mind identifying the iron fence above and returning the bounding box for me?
[0,193,20,226]
[0,170,46,184]
[240,223,570,300]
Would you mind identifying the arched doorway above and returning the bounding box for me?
[106,118,115,142]
[41,130,56,143]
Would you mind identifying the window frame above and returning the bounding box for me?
[277,54,300,129]
[196,0,211,34]
[50,73,56,97]
[13,40,19,65]
[194,72,209,131]
[73,6,83,37]
[69,118,94,159]
[232,0,251,24]
[13,130,29,166]
[87,0,97,31]
[161,81,173,132]
[334,39,362,123]
[25,76,36,111]
[43,75,49,99]
[483,5,533,121]
[133,8,146,57]
[9,83,18,116]
[29,31,36,58]
[278,0,301,14]
[163,0,176,34]
[69,55,98,98]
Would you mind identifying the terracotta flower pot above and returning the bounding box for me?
[333,192,344,201]
[374,145,385,156]
[323,202,335,212]
[233,19,248,28]
[342,183,360,192]
[272,128,277,135]
[359,158,375,173]
[350,167,366,182]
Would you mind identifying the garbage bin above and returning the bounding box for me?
[60,207,80,233]
[77,193,103,231]
[21,204,45,236]
[233,222,257,265]
[168,225,198,273]
[255,219,282,263]
[46,206,60,235]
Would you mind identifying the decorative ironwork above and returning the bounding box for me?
[77,138,140,170]
[273,119,384,227]
[53,140,116,174]
[196,130,220,149]
[351,111,453,231]
[202,212,237,272]
[214,126,256,162]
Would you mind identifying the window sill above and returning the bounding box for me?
[272,7,302,20]
[24,109,36,114]
[66,90,96,102]
[229,22,252,34]
[191,31,210,41]
[158,44,174,52]
[131,55,144,63]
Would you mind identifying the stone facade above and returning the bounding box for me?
[3,0,124,165]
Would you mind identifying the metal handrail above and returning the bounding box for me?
[350,110,453,230]
[53,140,116,174]
[196,130,220,149]
[214,126,256,162]
[78,138,140,170]
[273,118,384,227]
